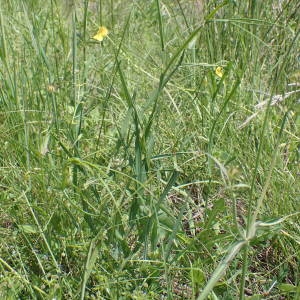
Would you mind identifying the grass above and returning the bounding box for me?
[0,0,299,299]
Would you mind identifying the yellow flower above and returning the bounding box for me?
[93,26,108,41]
[215,66,224,78]
[47,84,56,93]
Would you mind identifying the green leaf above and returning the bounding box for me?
[245,295,262,300]
[18,224,39,234]
[278,283,297,293]
[80,231,105,300]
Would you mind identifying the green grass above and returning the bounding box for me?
[0,0,299,299]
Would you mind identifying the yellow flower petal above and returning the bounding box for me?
[215,66,223,78]
[93,26,108,41]
[47,85,56,93]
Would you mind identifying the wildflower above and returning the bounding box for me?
[215,66,224,78]
[93,26,108,41]
[47,85,56,93]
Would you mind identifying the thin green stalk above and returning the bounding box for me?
[110,0,114,28]
[249,112,289,227]
[23,191,60,273]
[71,4,78,180]
[74,0,89,142]
[207,71,239,184]
[239,244,249,300]
[240,30,300,296]
[99,0,103,25]
[70,2,96,233]
[95,9,131,151]
[175,0,190,33]
[246,28,300,234]
[82,0,89,84]
[197,240,247,300]
[155,0,165,52]
[0,10,7,61]
[241,160,286,300]
[80,230,104,300]
[71,11,76,107]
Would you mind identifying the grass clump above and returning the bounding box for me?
[0,0,299,299]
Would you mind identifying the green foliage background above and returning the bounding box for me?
[0,0,299,299]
